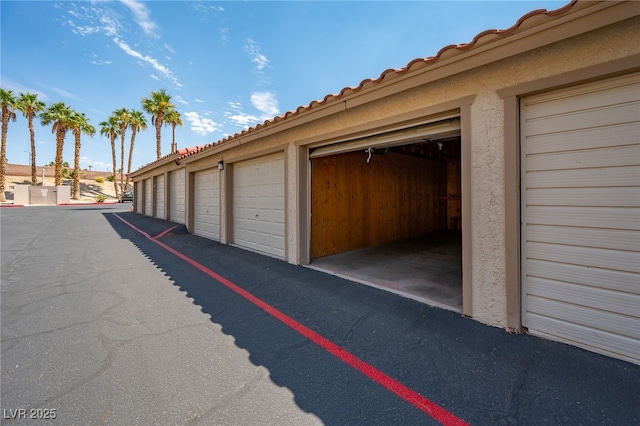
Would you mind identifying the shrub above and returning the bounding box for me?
[106,175,115,182]
[61,168,73,179]
[95,194,108,203]
[95,176,105,183]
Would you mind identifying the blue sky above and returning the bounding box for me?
[1,0,566,172]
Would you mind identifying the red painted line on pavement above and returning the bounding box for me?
[153,225,179,239]
[113,213,469,426]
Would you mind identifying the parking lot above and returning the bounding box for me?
[2,205,639,425]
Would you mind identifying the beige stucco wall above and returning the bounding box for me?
[131,14,640,329]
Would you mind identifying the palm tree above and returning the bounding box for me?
[40,102,74,186]
[112,108,131,194]
[17,93,46,185]
[125,110,147,191]
[164,109,183,154]
[99,117,120,198]
[0,89,17,202]
[70,112,95,199]
[141,89,175,160]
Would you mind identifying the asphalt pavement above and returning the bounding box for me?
[1,205,639,425]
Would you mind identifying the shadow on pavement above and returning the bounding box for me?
[104,212,640,425]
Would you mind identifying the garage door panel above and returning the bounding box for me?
[155,175,165,219]
[526,225,640,251]
[522,74,639,118]
[526,313,640,364]
[526,241,640,273]
[525,166,639,188]
[527,296,640,340]
[526,144,640,171]
[522,73,640,364]
[527,259,638,294]
[170,170,185,224]
[144,179,152,216]
[523,102,639,136]
[528,278,639,317]
[193,169,220,240]
[234,153,285,259]
[525,206,639,230]
[524,123,639,155]
[135,181,142,213]
[526,187,640,208]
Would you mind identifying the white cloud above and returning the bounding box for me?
[68,20,101,36]
[195,98,205,103]
[245,39,269,71]
[113,37,181,87]
[175,96,189,106]
[88,54,112,65]
[227,112,259,128]
[184,112,220,136]
[0,76,48,100]
[61,2,181,88]
[46,85,80,101]
[251,92,280,118]
[119,0,158,37]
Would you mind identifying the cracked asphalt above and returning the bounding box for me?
[1,205,639,425]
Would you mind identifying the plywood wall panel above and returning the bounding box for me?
[311,150,446,258]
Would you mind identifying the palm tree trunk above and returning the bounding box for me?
[73,132,81,200]
[120,132,126,194]
[110,135,118,198]
[171,124,177,153]
[0,114,8,202]
[54,128,65,187]
[29,117,37,185]
[125,129,137,191]
[155,112,163,160]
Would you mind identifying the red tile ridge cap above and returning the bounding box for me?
[215,1,577,146]
[134,0,578,171]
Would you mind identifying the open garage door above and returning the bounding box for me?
[155,175,165,219]
[170,169,185,224]
[193,169,220,241]
[233,152,286,259]
[521,72,640,364]
[309,117,463,310]
[310,117,461,258]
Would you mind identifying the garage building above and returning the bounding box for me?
[129,1,640,365]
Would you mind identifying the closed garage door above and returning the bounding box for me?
[144,179,152,216]
[234,152,285,259]
[521,72,640,364]
[170,169,185,224]
[135,181,143,213]
[193,169,220,240]
[155,175,165,219]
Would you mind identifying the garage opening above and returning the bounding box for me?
[308,117,463,311]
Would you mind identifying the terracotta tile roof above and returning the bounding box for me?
[136,0,578,172]
[215,1,577,142]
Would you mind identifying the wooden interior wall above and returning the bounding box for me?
[311,150,447,259]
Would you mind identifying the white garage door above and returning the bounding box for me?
[521,72,640,364]
[193,169,220,240]
[144,179,152,216]
[234,152,285,259]
[135,181,143,213]
[155,175,165,219]
[170,169,185,224]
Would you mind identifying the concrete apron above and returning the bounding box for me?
[307,231,463,312]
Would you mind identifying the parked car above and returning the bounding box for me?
[119,190,133,203]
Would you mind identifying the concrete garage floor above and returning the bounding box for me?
[308,231,462,312]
